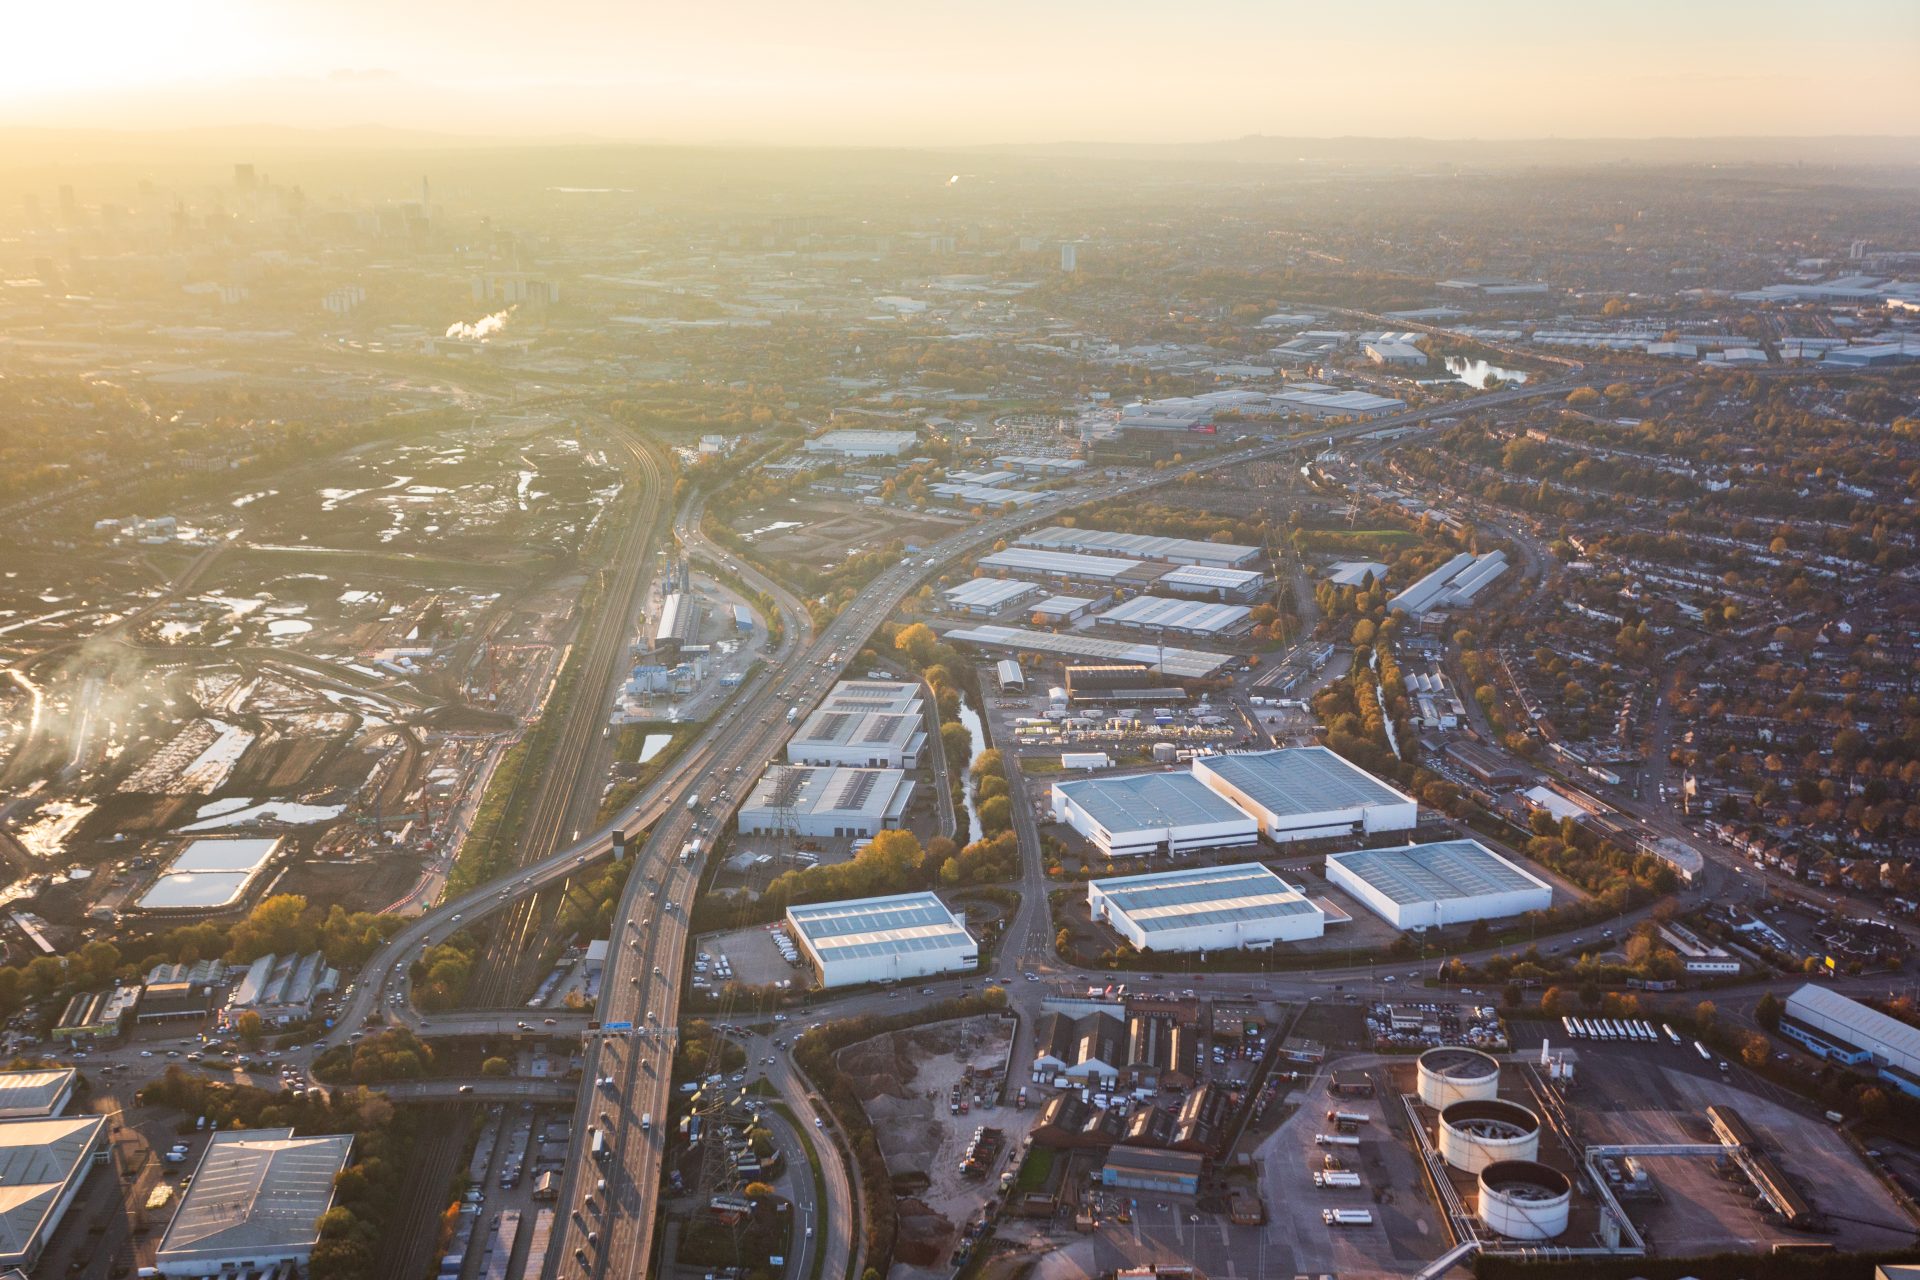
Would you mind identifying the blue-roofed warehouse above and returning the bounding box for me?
[1088,863,1325,952]
[1050,771,1258,858]
[785,891,978,988]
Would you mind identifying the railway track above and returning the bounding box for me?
[380,425,668,1280]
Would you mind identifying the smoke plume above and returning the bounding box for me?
[445,307,515,341]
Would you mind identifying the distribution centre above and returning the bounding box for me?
[1051,771,1259,857]
[785,891,979,988]
[1325,838,1552,929]
[1191,747,1418,843]
[1088,862,1325,952]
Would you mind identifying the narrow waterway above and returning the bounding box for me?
[955,693,988,840]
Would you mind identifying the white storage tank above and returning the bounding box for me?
[1438,1099,1542,1173]
[1477,1160,1571,1240]
[1416,1047,1501,1110]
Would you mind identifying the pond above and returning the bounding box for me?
[638,733,672,763]
[1442,356,1530,389]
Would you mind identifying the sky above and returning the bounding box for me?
[5,0,1916,145]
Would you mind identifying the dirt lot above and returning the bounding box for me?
[840,1014,1032,1278]
[731,497,968,568]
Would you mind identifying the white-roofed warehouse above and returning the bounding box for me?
[1088,862,1324,952]
[1326,839,1551,930]
[942,577,1041,616]
[0,1113,107,1270]
[1781,984,1920,1096]
[1097,595,1251,636]
[1051,772,1258,857]
[1191,748,1417,843]
[1017,526,1262,569]
[786,892,978,988]
[155,1127,353,1279]
[738,765,914,839]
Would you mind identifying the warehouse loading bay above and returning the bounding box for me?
[1028,1038,1917,1280]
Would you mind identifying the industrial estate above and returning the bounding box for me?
[2,48,1920,1280]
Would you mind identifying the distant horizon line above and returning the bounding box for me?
[2,122,1918,150]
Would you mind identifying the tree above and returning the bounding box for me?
[1468,919,1490,946]
[237,1012,265,1049]
[744,1180,776,1200]
[1540,986,1574,1017]
[481,1057,511,1077]
[894,623,940,668]
[1695,1000,1718,1030]
[1503,982,1523,1011]
[1754,993,1782,1032]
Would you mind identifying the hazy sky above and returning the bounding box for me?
[6,0,1916,144]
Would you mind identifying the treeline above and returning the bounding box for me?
[138,1066,415,1280]
[789,991,1009,1277]
[312,1027,439,1084]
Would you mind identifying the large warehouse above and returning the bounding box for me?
[976,548,1165,589]
[786,892,978,988]
[0,1113,107,1271]
[1154,564,1268,602]
[1051,772,1259,857]
[943,624,1234,679]
[155,1128,354,1279]
[1017,526,1262,570]
[1326,839,1552,930]
[1088,862,1324,952]
[1780,984,1920,1096]
[942,577,1042,616]
[1192,748,1418,843]
[1097,595,1252,636]
[738,765,915,838]
[787,697,927,769]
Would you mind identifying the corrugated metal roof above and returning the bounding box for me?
[1091,863,1319,933]
[787,892,974,963]
[157,1128,352,1264]
[1194,748,1410,820]
[1326,840,1548,906]
[1786,983,1920,1074]
[1056,772,1255,835]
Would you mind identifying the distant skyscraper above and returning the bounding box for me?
[234,164,256,190]
[1060,242,1078,273]
[57,185,77,223]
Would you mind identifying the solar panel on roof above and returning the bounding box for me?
[834,770,880,810]
[860,714,909,744]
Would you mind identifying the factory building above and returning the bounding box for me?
[1030,595,1096,624]
[1326,839,1552,930]
[942,576,1042,617]
[1033,1010,1127,1083]
[1087,863,1323,952]
[977,548,1166,590]
[1386,551,1508,619]
[652,591,700,654]
[1051,772,1258,858]
[1153,564,1268,602]
[738,765,914,839]
[1017,526,1261,570]
[1781,984,1920,1096]
[1096,595,1252,637]
[1271,386,1406,419]
[1099,1147,1205,1197]
[802,429,918,458]
[226,951,340,1026]
[785,892,977,988]
[1191,748,1418,844]
[155,1128,354,1279]
[0,1114,109,1270]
